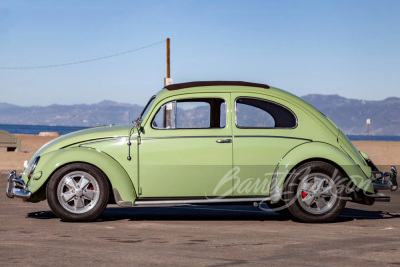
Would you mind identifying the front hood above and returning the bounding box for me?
[32,125,131,159]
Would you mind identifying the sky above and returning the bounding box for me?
[0,0,399,106]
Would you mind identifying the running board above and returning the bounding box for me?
[134,197,271,206]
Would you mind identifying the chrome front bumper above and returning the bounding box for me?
[6,170,31,200]
[372,166,398,191]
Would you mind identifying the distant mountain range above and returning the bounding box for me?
[1,95,399,135]
[0,100,143,127]
[302,95,400,135]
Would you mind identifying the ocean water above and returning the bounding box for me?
[346,135,400,141]
[0,124,88,135]
[0,124,400,141]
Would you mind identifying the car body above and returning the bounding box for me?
[6,81,398,222]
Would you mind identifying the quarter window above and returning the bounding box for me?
[236,98,296,128]
[152,98,226,129]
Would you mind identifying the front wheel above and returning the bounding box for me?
[46,163,109,222]
[284,161,348,223]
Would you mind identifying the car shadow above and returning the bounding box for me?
[26,205,400,223]
[27,205,284,222]
[338,207,400,220]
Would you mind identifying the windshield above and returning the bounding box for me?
[139,96,156,121]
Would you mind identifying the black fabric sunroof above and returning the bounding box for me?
[165,81,270,90]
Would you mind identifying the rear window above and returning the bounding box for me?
[235,97,297,128]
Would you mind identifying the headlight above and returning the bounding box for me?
[27,156,40,179]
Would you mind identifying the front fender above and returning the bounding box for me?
[25,147,136,203]
[270,142,374,202]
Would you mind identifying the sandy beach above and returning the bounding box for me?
[0,134,56,171]
[1,134,399,172]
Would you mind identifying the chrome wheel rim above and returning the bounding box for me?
[297,173,337,215]
[57,171,100,214]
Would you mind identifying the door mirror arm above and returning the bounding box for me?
[127,117,143,161]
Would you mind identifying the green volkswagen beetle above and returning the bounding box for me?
[6,81,398,223]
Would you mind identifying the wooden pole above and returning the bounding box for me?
[164,38,173,87]
[165,38,172,127]
[166,38,170,78]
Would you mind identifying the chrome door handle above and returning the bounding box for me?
[216,139,232,143]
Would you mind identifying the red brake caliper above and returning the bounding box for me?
[301,191,307,198]
[89,187,94,190]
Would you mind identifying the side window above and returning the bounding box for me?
[152,98,226,129]
[220,102,226,128]
[152,101,176,129]
[236,97,296,128]
[176,101,210,128]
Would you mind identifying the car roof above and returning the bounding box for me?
[164,81,270,91]
[151,81,340,141]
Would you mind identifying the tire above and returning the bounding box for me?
[46,163,109,222]
[283,161,348,223]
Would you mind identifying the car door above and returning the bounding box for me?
[231,93,310,197]
[138,93,233,198]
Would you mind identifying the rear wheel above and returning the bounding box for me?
[46,163,109,222]
[284,161,348,223]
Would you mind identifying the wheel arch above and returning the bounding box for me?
[289,157,348,180]
[26,147,137,204]
[270,141,374,202]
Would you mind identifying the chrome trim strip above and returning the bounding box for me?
[79,138,126,147]
[140,95,156,119]
[216,139,232,143]
[112,188,133,207]
[234,135,312,142]
[61,135,128,149]
[135,197,271,206]
[142,135,232,140]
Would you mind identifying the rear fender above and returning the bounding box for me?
[270,142,374,202]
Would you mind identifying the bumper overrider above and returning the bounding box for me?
[6,170,31,200]
[371,166,398,192]
[361,165,398,203]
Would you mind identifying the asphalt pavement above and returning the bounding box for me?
[1,172,399,266]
